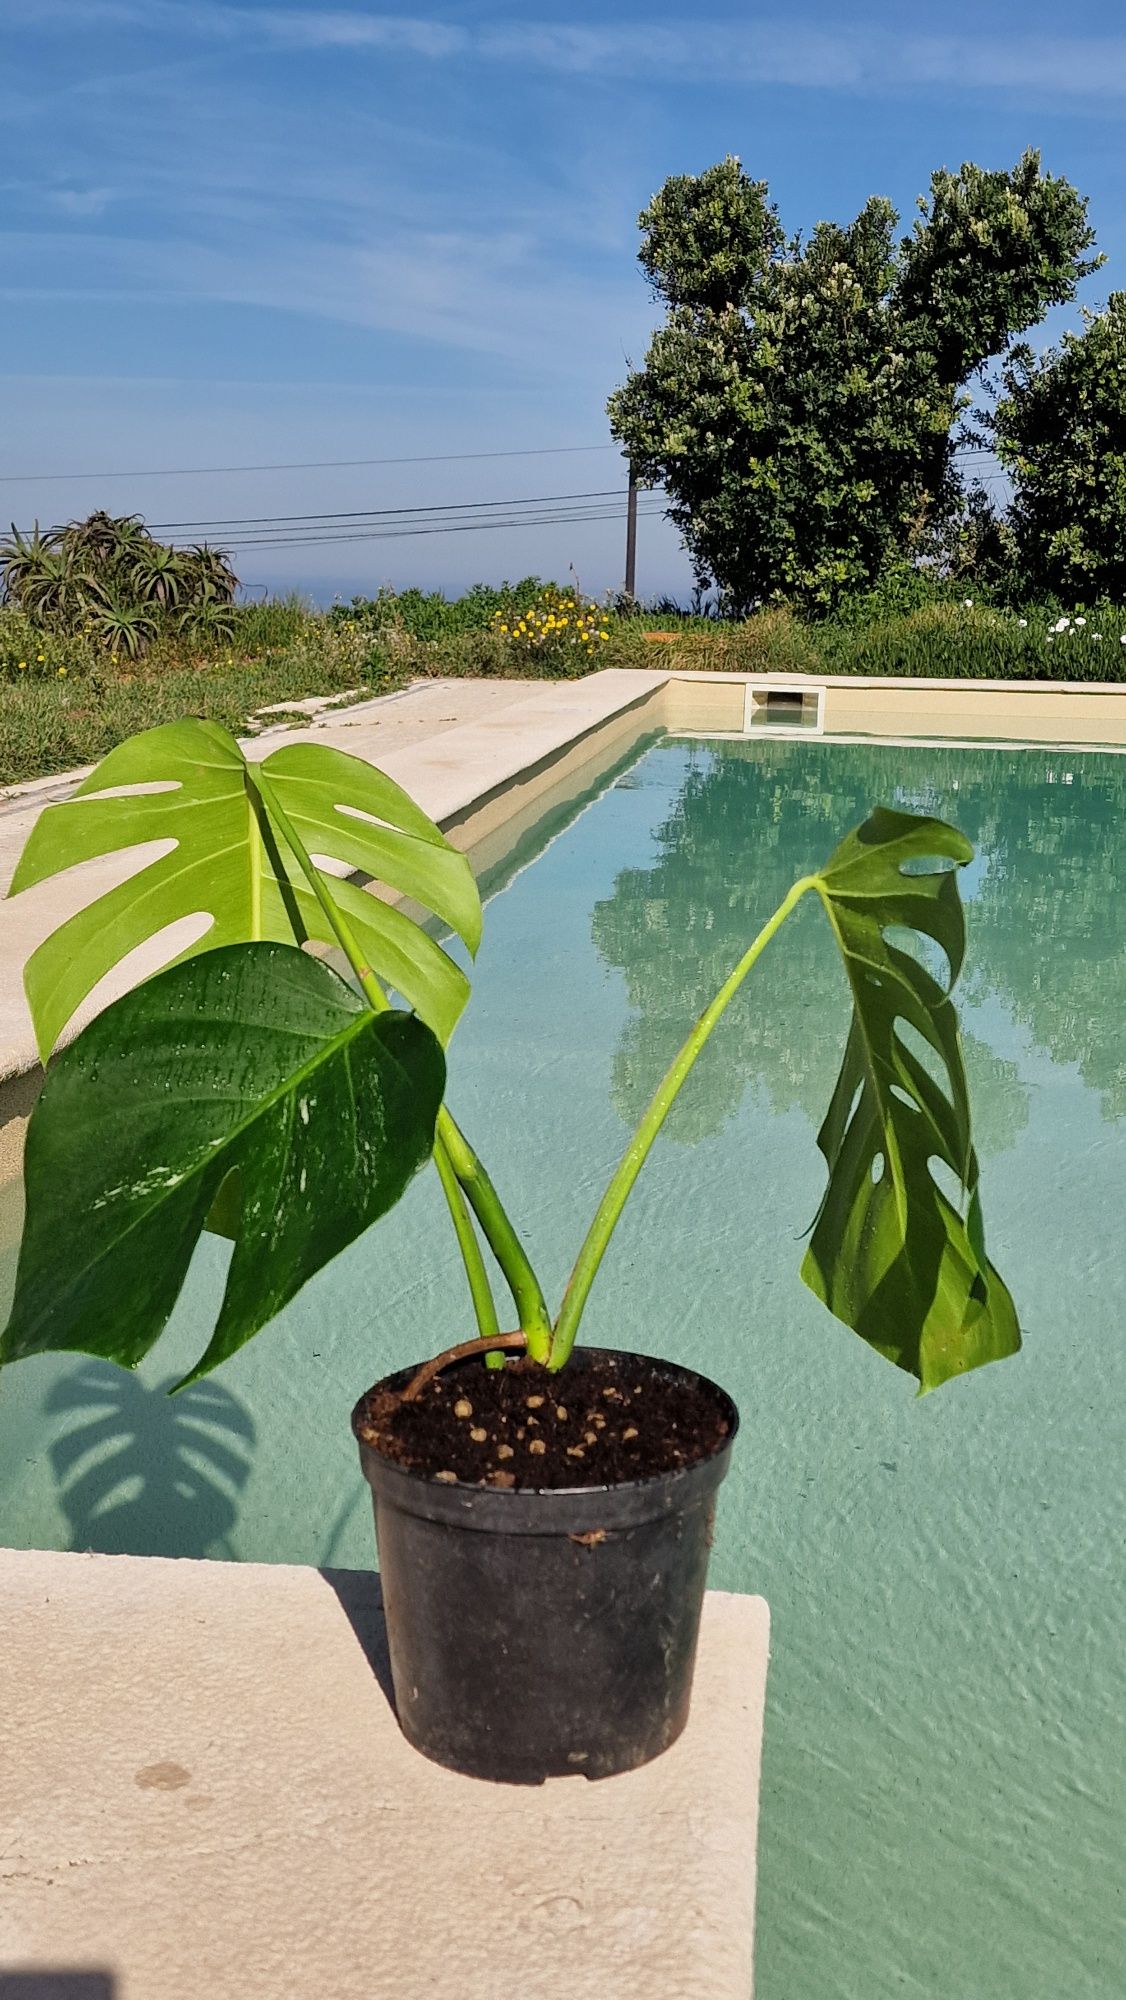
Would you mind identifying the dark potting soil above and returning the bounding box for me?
[354,1349,732,1491]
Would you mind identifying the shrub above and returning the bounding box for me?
[336,579,546,642]
[820,602,1126,681]
[0,512,238,655]
[489,584,611,667]
[637,607,824,674]
[233,595,316,651]
[0,609,104,682]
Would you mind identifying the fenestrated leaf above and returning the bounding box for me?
[262,740,480,948]
[0,942,445,1384]
[9,719,480,1060]
[801,808,1020,1391]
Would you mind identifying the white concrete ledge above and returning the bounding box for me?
[1,1549,769,2000]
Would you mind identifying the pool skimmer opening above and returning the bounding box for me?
[743,681,827,735]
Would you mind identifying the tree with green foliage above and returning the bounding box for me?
[989,294,1126,604]
[608,152,1101,613]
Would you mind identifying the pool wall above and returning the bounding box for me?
[664,665,1126,745]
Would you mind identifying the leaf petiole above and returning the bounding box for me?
[550,875,817,1367]
[248,759,551,1354]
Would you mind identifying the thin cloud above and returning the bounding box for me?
[24,5,1126,99]
[45,187,116,217]
[31,3,469,56]
[0,223,655,385]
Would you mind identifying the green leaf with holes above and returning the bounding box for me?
[0,942,445,1383]
[9,719,480,1061]
[802,808,1020,1391]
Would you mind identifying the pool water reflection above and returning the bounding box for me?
[2,735,1123,2000]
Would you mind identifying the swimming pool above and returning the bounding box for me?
[2,733,1123,1998]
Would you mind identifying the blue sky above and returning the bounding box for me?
[3,1,1123,601]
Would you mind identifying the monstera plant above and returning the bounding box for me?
[1,718,1019,1783]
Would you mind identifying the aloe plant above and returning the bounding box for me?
[0,513,238,656]
[128,540,188,610]
[181,541,238,606]
[0,720,1018,1394]
[77,581,158,659]
[0,524,80,624]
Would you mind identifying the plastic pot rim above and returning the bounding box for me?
[352,1344,740,1536]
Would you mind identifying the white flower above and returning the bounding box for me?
[1018,617,1028,627]
[1052,617,1069,633]
[1076,616,1087,627]
[1047,633,1055,643]
[962,597,974,608]
[1093,633,1102,641]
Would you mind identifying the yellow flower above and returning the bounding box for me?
[57,667,67,677]
[599,629,609,640]
[17,659,26,670]
[36,652,45,662]
[559,616,568,628]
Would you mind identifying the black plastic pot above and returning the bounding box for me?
[351,1346,738,1783]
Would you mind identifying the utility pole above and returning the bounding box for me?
[624,460,638,601]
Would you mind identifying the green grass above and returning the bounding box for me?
[611,601,1126,682]
[0,608,404,787]
[3,586,1124,788]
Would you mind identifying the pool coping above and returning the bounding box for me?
[0,1547,770,2000]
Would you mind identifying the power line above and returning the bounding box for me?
[197,512,651,549]
[194,507,667,555]
[190,504,668,555]
[0,443,621,485]
[145,488,629,533]
[0,439,994,487]
[16,486,663,545]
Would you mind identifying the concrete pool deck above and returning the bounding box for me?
[1,1549,769,2000]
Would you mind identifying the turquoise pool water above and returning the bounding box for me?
[2,735,1124,1997]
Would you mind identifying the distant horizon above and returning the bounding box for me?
[230,511,669,608]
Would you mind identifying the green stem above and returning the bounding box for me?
[433,1140,501,1344]
[248,761,503,1344]
[436,1109,553,1361]
[550,875,816,1369]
